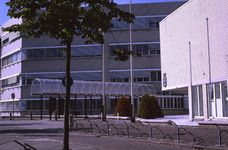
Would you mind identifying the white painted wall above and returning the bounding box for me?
[160,0,228,91]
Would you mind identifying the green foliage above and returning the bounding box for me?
[137,94,164,119]
[3,0,135,45]
[114,96,131,117]
[112,49,141,62]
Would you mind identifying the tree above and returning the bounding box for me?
[2,1,134,149]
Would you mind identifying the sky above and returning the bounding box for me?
[0,0,187,26]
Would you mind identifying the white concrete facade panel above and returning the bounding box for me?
[160,0,228,90]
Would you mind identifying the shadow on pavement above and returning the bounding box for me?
[0,128,63,134]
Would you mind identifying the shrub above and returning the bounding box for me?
[137,94,164,119]
[114,96,131,117]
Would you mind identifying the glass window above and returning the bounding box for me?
[111,99,117,109]
[137,78,142,82]
[39,49,45,58]
[27,50,33,59]
[57,48,63,57]
[123,78,129,82]
[45,100,49,110]
[33,49,39,58]
[149,22,159,29]
[117,78,122,82]
[151,71,156,81]
[3,38,9,45]
[142,45,148,55]
[32,101,37,110]
[46,49,51,58]
[26,101,32,110]
[97,99,101,109]
[52,49,58,58]
[144,78,149,81]
[158,71,161,81]
[77,100,83,109]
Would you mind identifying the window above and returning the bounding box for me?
[149,22,159,29]
[26,101,32,110]
[2,51,21,67]
[110,70,158,82]
[151,71,157,81]
[111,99,118,109]
[158,71,161,81]
[111,17,165,30]
[111,43,160,56]
[1,76,20,88]
[149,44,160,55]
[3,38,9,45]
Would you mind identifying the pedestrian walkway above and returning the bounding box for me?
[1,114,228,150]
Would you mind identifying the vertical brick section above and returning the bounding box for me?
[160,0,228,91]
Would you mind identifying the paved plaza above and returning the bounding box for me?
[0,115,228,150]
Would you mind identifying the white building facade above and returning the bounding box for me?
[160,0,228,120]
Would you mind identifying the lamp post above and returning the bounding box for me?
[102,32,106,121]
[130,0,135,123]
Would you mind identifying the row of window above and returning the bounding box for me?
[1,71,161,88]
[110,44,160,56]
[157,97,184,109]
[1,43,160,67]
[110,71,161,82]
[111,17,164,30]
[2,51,21,67]
[2,76,20,88]
[26,46,103,59]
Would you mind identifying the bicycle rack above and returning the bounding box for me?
[87,119,101,133]
[146,122,173,140]
[105,120,126,136]
[123,121,149,138]
[214,123,228,146]
[167,120,204,144]
[74,120,85,132]
[14,140,37,150]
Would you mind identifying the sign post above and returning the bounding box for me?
[11,93,15,120]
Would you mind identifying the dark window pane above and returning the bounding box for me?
[26,101,31,110]
[58,49,63,57]
[137,78,142,82]
[32,101,37,110]
[33,49,39,58]
[46,49,51,58]
[52,49,58,58]
[45,100,49,110]
[158,71,161,81]
[144,78,149,81]
[151,71,156,81]
[39,49,45,58]
[142,45,148,55]
[77,100,82,109]
[27,50,33,59]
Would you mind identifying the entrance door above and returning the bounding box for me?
[192,85,204,117]
[208,82,228,118]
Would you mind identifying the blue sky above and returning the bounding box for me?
[0,0,187,26]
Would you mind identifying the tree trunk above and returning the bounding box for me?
[63,40,71,150]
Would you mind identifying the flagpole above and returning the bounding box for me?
[130,0,135,122]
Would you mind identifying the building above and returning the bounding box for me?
[0,1,187,116]
[160,0,228,121]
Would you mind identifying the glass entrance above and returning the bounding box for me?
[192,85,204,117]
[208,82,228,118]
